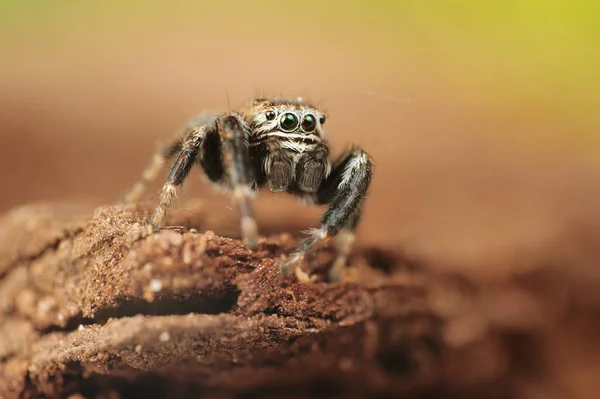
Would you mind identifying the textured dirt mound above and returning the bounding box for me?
[0,202,599,398]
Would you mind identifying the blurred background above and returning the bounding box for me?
[1,0,599,265]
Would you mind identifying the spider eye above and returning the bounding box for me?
[319,115,326,124]
[279,113,299,131]
[301,114,317,132]
[265,110,276,121]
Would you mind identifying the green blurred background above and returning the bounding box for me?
[0,0,598,251]
[2,0,598,150]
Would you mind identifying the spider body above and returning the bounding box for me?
[123,97,373,281]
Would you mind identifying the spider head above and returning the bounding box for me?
[250,97,327,137]
[249,97,331,193]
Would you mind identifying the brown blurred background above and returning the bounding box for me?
[1,0,599,270]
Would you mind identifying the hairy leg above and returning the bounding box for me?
[121,113,217,204]
[121,140,182,204]
[220,115,258,248]
[280,148,373,280]
[328,211,361,281]
[148,125,209,230]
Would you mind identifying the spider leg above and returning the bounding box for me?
[148,125,209,230]
[220,115,258,248]
[121,113,217,204]
[120,139,182,204]
[280,148,373,281]
[328,210,362,281]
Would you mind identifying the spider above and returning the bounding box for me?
[122,97,373,281]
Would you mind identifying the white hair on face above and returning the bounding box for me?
[252,112,279,135]
[251,104,325,140]
[279,140,320,153]
[262,153,272,175]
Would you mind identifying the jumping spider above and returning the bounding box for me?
[122,97,373,281]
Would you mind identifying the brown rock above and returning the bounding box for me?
[0,201,599,398]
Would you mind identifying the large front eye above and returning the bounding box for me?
[279,113,299,131]
[301,114,317,132]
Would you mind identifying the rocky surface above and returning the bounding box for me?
[0,201,599,398]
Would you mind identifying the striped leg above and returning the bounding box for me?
[220,115,258,248]
[121,113,218,205]
[279,148,373,281]
[328,211,362,281]
[121,140,182,205]
[149,126,208,230]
